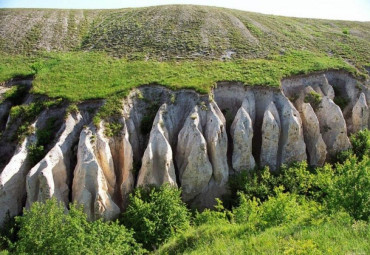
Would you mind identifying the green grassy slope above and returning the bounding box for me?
[157,220,369,255]
[0,5,369,101]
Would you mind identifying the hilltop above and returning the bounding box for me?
[0,5,369,101]
[1,5,370,64]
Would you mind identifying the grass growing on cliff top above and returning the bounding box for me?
[0,50,360,101]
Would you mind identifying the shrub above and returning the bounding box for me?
[350,129,370,160]
[228,166,277,205]
[304,91,322,110]
[234,187,323,231]
[122,185,190,250]
[193,199,232,226]
[65,103,78,116]
[335,128,370,163]
[27,117,59,165]
[27,143,45,166]
[15,199,143,255]
[325,155,370,220]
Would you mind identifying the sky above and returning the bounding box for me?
[0,0,369,21]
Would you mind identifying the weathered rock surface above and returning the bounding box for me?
[301,103,327,166]
[202,102,229,185]
[315,96,351,157]
[0,71,368,217]
[260,102,281,171]
[352,93,369,133]
[72,125,120,221]
[279,98,307,165]
[136,104,177,187]
[231,105,255,171]
[0,125,36,225]
[108,118,134,210]
[26,113,86,208]
[176,107,212,202]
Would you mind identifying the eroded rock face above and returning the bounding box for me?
[260,102,281,171]
[0,128,36,225]
[352,93,369,133]
[279,99,306,165]
[136,104,177,187]
[26,113,86,208]
[72,125,120,221]
[176,107,212,202]
[231,105,255,171]
[0,72,368,216]
[202,102,229,185]
[301,103,327,166]
[316,96,351,157]
[108,118,134,210]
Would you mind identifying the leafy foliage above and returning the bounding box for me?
[122,185,190,250]
[304,91,322,110]
[325,155,370,220]
[13,199,144,255]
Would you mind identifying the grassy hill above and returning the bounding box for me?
[0,5,369,101]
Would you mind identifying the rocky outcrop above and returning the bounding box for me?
[202,102,229,185]
[0,71,368,221]
[72,125,120,221]
[279,99,306,165]
[26,112,86,208]
[108,118,134,210]
[260,102,280,171]
[136,104,177,187]
[231,105,255,171]
[352,93,369,133]
[176,101,229,208]
[301,103,327,166]
[176,107,212,202]
[315,96,351,157]
[0,124,36,225]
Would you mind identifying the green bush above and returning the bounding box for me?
[325,155,370,220]
[335,128,370,163]
[27,117,59,166]
[193,199,232,226]
[304,91,322,110]
[122,185,190,250]
[228,166,277,205]
[234,187,323,231]
[14,199,144,255]
[350,129,370,160]
[27,143,45,166]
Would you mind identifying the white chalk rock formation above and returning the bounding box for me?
[316,96,351,157]
[176,107,212,202]
[352,93,369,133]
[72,125,120,221]
[301,103,327,166]
[108,119,134,209]
[26,113,85,208]
[203,102,229,185]
[279,99,307,165]
[231,105,255,171]
[260,102,280,171]
[137,104,177,187]
[0,126,36,225]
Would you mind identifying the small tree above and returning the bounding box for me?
[122,185,190,250]
[15,199,144,254]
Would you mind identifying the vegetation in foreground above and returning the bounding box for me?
[0,129,368,254]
